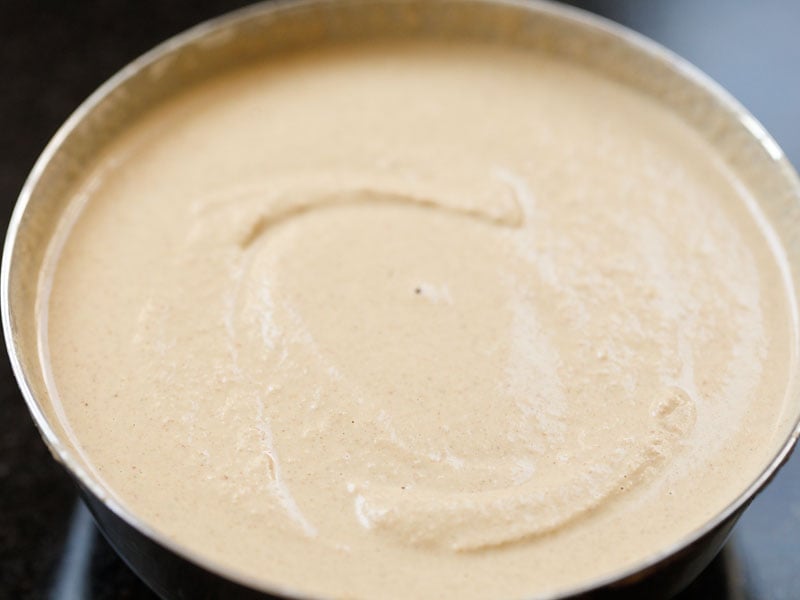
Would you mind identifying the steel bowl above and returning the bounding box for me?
[4,1,800,598]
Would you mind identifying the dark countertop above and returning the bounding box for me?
[1,1,799,598]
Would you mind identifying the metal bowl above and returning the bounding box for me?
[4,1,800,598]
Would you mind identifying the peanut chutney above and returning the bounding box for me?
[40,42,795,599]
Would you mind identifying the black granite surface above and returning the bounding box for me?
[1,1,799,599]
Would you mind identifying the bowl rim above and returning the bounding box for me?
[4,0,800,598]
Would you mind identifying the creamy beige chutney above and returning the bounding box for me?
[41,42,796,599]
